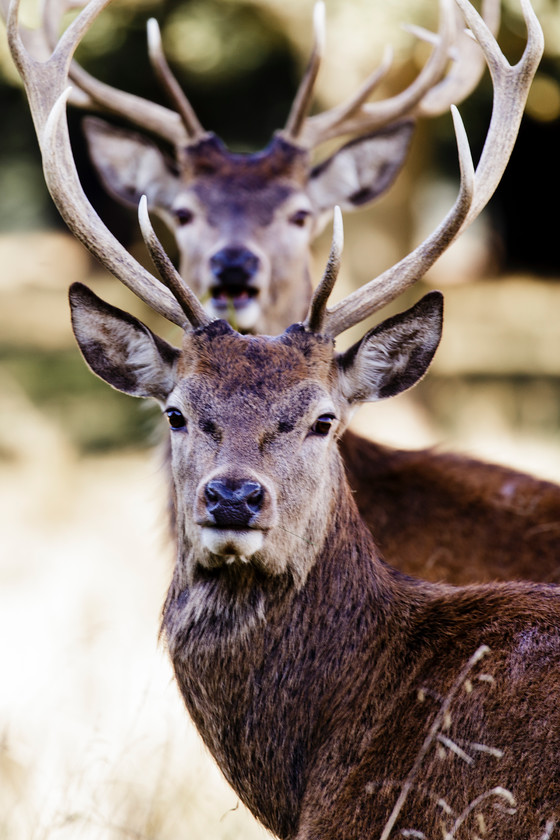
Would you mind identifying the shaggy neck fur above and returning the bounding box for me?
[162,467,411,837]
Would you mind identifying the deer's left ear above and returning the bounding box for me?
[337,291,443,404]
[69,283,180,402]
[307,121,414,217]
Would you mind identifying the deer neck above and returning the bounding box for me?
[162,474,411,837]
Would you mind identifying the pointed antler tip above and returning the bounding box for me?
[313,1,326,53]
[146,17,161,51]
[332,205,344,254]
[137,194,150,230]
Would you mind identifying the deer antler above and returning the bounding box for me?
[0,0,197,149]
[6,0,192,328]
[308,0,543,338]
[282,0,501,149]
[1,0,501,156]
[138,195,211,329]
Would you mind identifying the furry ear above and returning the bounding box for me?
[69,283,179,401]
[337,291,443,404]
[83,117,179,211]
[307,121,414,218]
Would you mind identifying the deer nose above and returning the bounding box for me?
[210,247,260,285]
[204,478,265,528]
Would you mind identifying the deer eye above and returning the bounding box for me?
[289,209,311,228]
[175,207,194,226]
[165,408,187,430]
[311,414,335,436]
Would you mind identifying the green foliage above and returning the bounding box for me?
[0,347,161,453]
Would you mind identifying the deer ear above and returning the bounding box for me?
[337,291,443,404]
[69,283,179,401]
[83,117,179,211]
[307,121,414,218]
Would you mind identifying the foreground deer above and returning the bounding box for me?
[10,0,557,585]
[7,0,560,833]
[70,238,560,839]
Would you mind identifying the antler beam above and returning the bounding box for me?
[284,0,501,149]
[0,0,502,155]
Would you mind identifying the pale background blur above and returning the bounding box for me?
[1,0,559,837]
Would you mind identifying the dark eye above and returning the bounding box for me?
[165,408,187,430]
[289,209,311,228]
[175,207,194,226]
[311,414,335,436]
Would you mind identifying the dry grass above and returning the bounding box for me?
[0,395,269,839]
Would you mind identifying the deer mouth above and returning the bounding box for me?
[200,526,265,559]
[210,284,260,311]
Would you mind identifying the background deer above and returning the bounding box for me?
[7,0,560,835]
[14,0,555,585]
[6,0,495,334]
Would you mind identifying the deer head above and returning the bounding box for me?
[82,112,415,335]
[5,0,504,333]
[68,262,444,585]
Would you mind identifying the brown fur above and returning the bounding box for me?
[70,287,560,839]
[341,430,560,584]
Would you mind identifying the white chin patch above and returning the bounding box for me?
[201,528,264,559]
[206,299,261,331]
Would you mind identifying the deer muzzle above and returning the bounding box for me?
[207,245,263,330]
[195,473,277,560]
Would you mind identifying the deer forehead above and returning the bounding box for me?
[185,176,309,231]
[174,133,312,228]
[175,324,336,409]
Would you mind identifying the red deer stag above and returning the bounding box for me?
[7,0,560,834]
[8,0,557,586]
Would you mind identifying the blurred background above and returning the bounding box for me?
[0,0,559,837]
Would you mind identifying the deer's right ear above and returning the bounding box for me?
[69,283,179,401]
[336,291,443,404]
[83,117,179,210]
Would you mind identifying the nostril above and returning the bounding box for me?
[243,481,264,514]
[205,480,224,510]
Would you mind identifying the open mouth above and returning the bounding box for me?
[210,285,259,311]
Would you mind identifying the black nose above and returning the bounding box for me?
[210,247,260,286]
[204,478,264,528]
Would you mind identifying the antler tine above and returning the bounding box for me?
[1,0,195,149]
[416,0,500,116]
[296,0,458,149]
[7,0,188,328]
[67,58,190,148]
[319,0,543,339]
[147,17,205,142]
[284,0,326,140]
[456,0,543,230]
[138,196,212,329]
[304,205,343,334]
